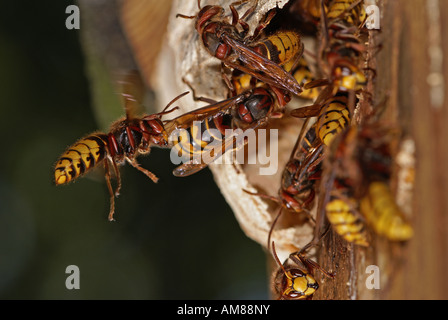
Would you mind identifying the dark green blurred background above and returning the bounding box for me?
[0,1,268,299]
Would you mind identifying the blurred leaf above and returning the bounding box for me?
[77,0,139,131]
[120,0,173,89]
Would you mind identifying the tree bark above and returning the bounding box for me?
[313,0,448,300]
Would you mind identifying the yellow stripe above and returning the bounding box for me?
[54,134,107,185]
[360,182,414,241]
[317,101,350,146]
[326,198,368,246]
[233,73,253,94]
[261,31,301,67]
[191,122,208,149]
[328,0,366,24]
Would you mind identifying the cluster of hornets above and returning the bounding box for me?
[54,0,414,300]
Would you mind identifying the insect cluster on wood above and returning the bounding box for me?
[55,0,416,300]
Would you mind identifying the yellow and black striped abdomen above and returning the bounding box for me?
[292,57,320,100]
[327,0,366,25]
[253,31,303,68]
[360,181,414,241]
[316,94,350,146]
[171,114,232,160]
[171,125,206,158]
[54,133,108,185]
[326,197,369,246]
[299,0,327,21]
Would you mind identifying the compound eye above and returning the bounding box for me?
[238,103,253,123]
[240,89,273,122]
[215,43,231,59]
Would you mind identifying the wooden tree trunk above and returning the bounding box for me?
[390,0,448,300]
[313,0,448,300]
